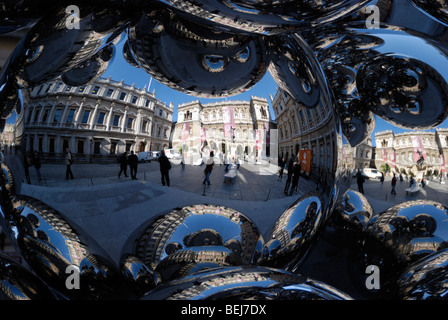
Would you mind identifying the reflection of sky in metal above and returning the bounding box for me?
[161,213,242,259]
[355,28,448,81]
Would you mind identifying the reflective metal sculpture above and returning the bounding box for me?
[348,200,448,298]
[331,189,375,234]
[258,192,326,272]
[0,194,123,299]
[397,248,448,300]
[0,252,55,300]
[142,266,353,300]
[0,0,448,301]
[131,204,264,282]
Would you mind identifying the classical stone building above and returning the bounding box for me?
[271,88,340,177]
[341,138,375,171]
[23,77,173,162]
[171,96,275,164]
[374,129,448,177]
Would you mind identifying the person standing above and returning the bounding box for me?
[128,151,138,180]
[278,157,285,181]
[65,148,74,180]
[289,159,301,196]
[391,173,397,195]
[203,151,214,186]
[284,158,294,195]
[158,150,171,186]
[33,150,42,181]
[356,170,365,194]
[118,152,128,178]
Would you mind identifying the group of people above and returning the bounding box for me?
[278,156,302,196]
[118,150,172,185]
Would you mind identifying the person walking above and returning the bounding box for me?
[203,151,214,186]
[118,152,128,178]
[33,150,42,181]
[65,148,74,180]
[289,159,301,196]
[391,173,397,195]
[356,170,365,194]
[278,157,285,181]
[158,150,172,186]
[284,158,294,195]
[128,151,138,180]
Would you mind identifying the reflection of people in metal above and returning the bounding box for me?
[289,159,301,196]
[158,150,171,186]
[65,148,74,180]
[284,158,294,195]
[203,151,214,186]
[356,170,365,194]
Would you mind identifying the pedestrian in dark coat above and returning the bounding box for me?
[65,148,74,180]
[158,150,172,186]
[356,170,365,194]
[278,157,285,181]
[118,152,128,178]
[203,151,214,185]
[128,150,138,180]
[284,158,294,195]
[289,160,301,196]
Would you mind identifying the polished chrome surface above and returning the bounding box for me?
[258,192,326,272]
[131,204,264,282]
[0,194,122,299]
[141,266,353,300]
[0,0,448,300]
[0,252,55,300]
[332,189,376,233]
[397,248,448,300]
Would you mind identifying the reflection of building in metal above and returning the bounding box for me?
[0,124,14,147]
[23,77,173,162]
[271,88,338,179]
[341,138,375,171]
[171,97,275,164]
[374,129,448,177]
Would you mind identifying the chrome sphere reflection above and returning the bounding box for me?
[131,204,264,282]
[331,189,375,234]
[365,200,448,265]
[0,195,122,299]
[141,266,353,300]
[397,248,448,300]
[258,192,326,272]
[0,252,56,300]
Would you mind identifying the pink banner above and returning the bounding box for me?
[256,129,261,150]
[182,123,189,143]
[265,122,270,145]
[200,127,206,142]
[382,149,387,162]
[441,154,446,173]
[412,136,426,162]
[223,107,235,138]
[391,151,396,168]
